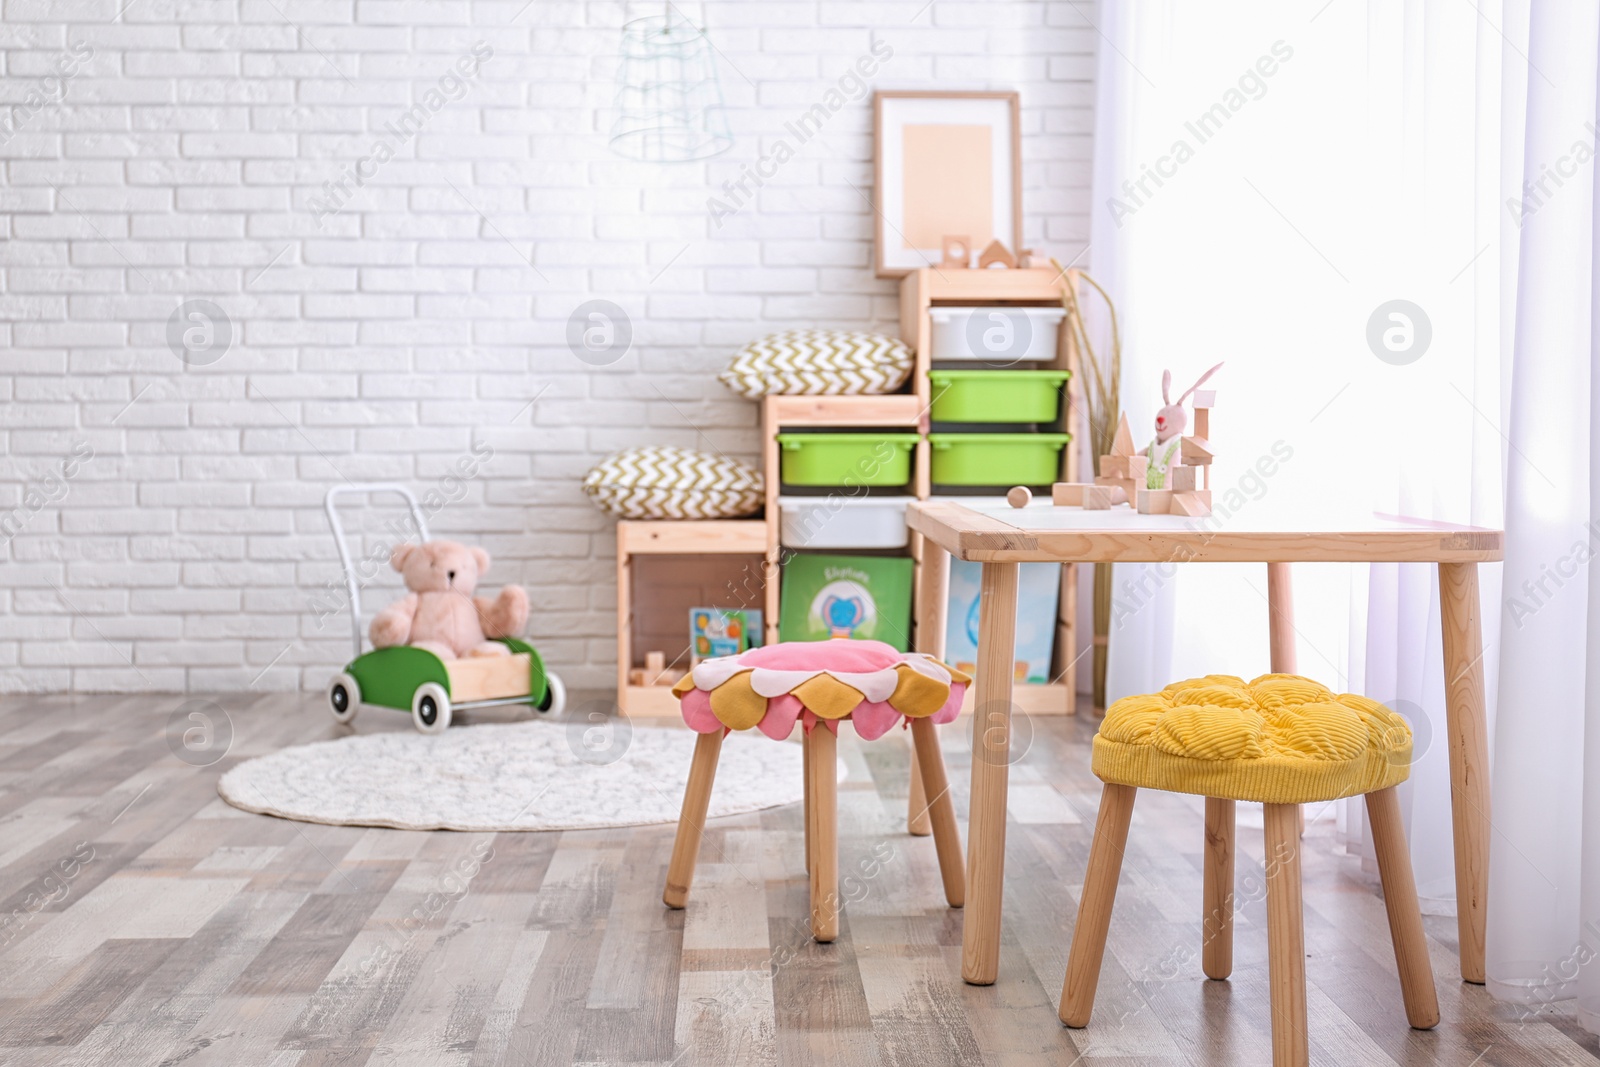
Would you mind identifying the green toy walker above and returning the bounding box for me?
[323,484,566,734]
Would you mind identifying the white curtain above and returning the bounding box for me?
[1486,1,1600,1030]
[1089,0,1598,1032]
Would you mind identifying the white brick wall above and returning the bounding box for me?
[0,0,1094,695]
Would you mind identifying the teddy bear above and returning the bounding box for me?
[369,540,529,661]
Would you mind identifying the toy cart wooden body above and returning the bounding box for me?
[323,484,566,733]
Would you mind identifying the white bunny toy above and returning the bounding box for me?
[1145,362,1223,488]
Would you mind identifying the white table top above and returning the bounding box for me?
[907,499,1504,564]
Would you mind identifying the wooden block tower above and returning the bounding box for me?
[1052,390,1218,517]
[1092,414,1146,505]
[1136,389,1216,516]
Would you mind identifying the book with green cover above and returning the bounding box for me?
[778,553,913,651]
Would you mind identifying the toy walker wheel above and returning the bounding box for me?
[412,682,452,734]
[536,672,566,717]
[327,672,360,725]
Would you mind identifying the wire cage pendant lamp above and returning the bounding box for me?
[609,2,734,163]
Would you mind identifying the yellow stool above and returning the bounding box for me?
[1060,674,1438,1067]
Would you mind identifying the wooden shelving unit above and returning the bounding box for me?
[617,267,1083,717]
[904,266,1081,715]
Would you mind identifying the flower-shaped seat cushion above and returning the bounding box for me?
[670,639,970,741]
[1092,674,1413,804]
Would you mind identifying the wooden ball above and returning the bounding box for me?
[1007,486,1032,509]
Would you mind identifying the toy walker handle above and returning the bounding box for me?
[324,484,430,660]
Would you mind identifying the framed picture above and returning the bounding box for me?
[872,90,1022,279]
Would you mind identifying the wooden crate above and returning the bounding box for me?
[616,519,767,717]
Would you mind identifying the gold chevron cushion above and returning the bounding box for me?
[720,330,914,399]
[582,446,763,520]
[1092,674,1413,804]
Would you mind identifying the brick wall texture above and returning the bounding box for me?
[0,0,1094,694]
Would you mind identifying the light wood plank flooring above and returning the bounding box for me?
[1,692,1596,1066]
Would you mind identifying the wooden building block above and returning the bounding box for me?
[1082,485,1113,510]
[1111,413,1136,457]
[1052,482,1087,506]
[1007,485,1032,508]
[629,668,646,687]
[1099,455,1130,479]
[1169,465,1198,491]
[1095,475,1137,504]
[940,235,972,269]
[978,239,1016,269]
[1136,488,1172,514]
[1191,389,1216,409]
[1193,408,1210,439]
[1181,436,1213,465]
[1101,455,1149,482]
[1170,492,1211,517]
[645,650,665,674]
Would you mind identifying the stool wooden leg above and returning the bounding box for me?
[802,733,813,873]
[1263,803,1308,1067]
[907,750,933,836]
[1060,783,1137,1027]
[807,725,839,943]
[1202,797,1235,980]
[910,717,964,908]
[664,730,723,909]
[1365,786,1440,1029]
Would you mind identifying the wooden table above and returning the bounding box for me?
[906,499,1503,987]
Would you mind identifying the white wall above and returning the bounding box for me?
[0,0,1094,694]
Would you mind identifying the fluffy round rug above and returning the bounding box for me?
[217,721,805,831]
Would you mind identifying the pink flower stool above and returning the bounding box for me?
[663,638,970,942]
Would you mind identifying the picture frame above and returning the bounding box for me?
[872,90,1023,279]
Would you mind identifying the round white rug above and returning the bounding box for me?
[217,721,805,831]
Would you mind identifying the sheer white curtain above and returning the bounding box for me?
[1090,0,1599,1032]
[1485,1,1600,1030]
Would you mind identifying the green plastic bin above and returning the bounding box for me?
[928,433,1071,486]
[929,370,1071,423]
[775,433,920,487]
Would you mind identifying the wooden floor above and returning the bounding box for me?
[1,693,1596,1067]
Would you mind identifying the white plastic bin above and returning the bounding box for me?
[779,496,909,550]
[929,305,1066,363]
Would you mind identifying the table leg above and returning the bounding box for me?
[962,560,1019,985]
[1267,563,1305,836]
[1267,562,1297,674]
[1439,561,1490,984]
[909,536,950,836]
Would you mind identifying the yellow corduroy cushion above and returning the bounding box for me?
[1092,674,1413,804]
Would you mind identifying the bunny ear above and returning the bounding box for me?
[1177,362,1224,404]
[1161,370,1173,404]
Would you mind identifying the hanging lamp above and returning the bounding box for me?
[609,3,734,163]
